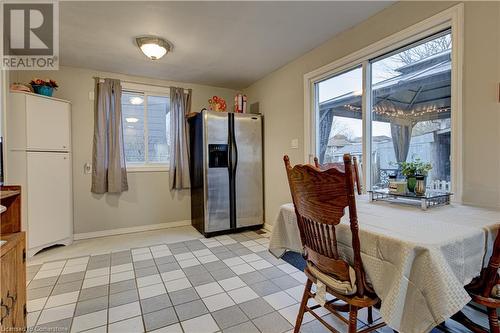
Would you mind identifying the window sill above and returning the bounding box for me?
[127,165,169,173]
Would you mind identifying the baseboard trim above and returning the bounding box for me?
[74,220,192,240]
[263,222,273,232]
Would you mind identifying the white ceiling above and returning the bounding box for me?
[60,1,392,89]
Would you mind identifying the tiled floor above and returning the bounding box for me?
[26,228,488,333]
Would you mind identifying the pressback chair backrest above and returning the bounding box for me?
[314,156,363,195]
[284,154,368,296]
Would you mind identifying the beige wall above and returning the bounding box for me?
[244,1,500,226]
[10,66,237,234]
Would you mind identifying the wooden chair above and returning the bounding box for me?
[451,227,500,333]
[284,154,385,333]
[313,156,363,195]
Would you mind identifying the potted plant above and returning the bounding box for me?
[29,78,58,97]
[400,159,432,193]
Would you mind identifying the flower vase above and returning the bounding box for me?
[32,85,54,97]
[415,175,426,196]
[406,176,417,193]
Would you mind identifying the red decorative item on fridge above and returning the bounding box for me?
[208,96,227,112]
[233,94,247,113]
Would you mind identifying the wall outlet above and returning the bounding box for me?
[290,138,299,149]
[84,163,92,174]
[88,91,94,101]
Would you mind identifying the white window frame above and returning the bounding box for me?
[121,82,170,173]
[303,4,464,202]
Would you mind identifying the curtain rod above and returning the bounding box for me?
[93,76,192,92]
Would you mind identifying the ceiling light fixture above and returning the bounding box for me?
[129,96,144,105]
[135,36,172,60]
[126,117,139,123]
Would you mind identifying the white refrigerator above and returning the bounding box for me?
[6,92,73,257]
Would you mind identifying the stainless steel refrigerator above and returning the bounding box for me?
[189,110,263,237]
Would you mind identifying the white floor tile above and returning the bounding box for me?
[27,297,47,312]
[204,241,222,248]
[181,314,219,333]
[227,286,259,304]
[284,286,305,302]
[85,267,110,279]
[195,282,224,298]
[109,301,141,323]
[137,274,162,287]
[240,240,259,248]
[219,239,237,245]
[198,255,219,264]
[174,252,195,261]
[79,325,107,333]
[133,253,153,262]
[192,249,212,257]
[150,244,169,252]
[240,254,262,263]
[152,250,172,258]
[83,275,109,288]
[218,277,246,291]
[165,277,192,292]
[34,268,62,280]
[108,315,144,333]
[40,261,66,271]
[110,270,135,283]
[279,303,314,324]
[230,263,255,275]
[45,291,79,308]
[178,258,200,268]
[290,271,308,283]
[27,311,40,328]
[248,245,267,252]
[222,257,245,267]
[249,259,273,270]
[71,310,107,333]
[202,293,235,312]
[62,264,87,275]
[65,257,89,267]
[263,291,298,310]
[37,303,76,325]
[277,263,299,274]
[132,247,150,255]
[160,269,186,282]
[110,263,133,274]
[139,283,167,299]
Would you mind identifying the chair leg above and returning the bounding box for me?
[348,305,358,333]
[487,307,499,333]
[367,306,373,324]
[294,279,312,333]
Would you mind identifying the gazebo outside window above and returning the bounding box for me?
[317,30,452,191]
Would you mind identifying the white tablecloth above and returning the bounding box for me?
[269,197,499,333]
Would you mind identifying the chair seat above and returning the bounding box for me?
[307,262,357,296]
[492,284,500,299]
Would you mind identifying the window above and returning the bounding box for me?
[316,67,363,165]
[371,31,451,190]
[306,5,462,198]
[121,89,170,171]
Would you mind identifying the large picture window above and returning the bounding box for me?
[312,28,455,193]
[121,89,170,170]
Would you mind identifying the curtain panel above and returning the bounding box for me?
[91,78,128,194]
[169,87,192,190]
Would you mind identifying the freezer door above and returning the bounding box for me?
[204,111,230,233]
[233,114,263,228]
[27,152,72,249]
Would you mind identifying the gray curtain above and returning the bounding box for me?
[390,120,414,164]
[91,79,128,194]
[318,109,334,163]
[169,87,192,190]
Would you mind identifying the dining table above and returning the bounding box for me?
[268,196,500,333]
